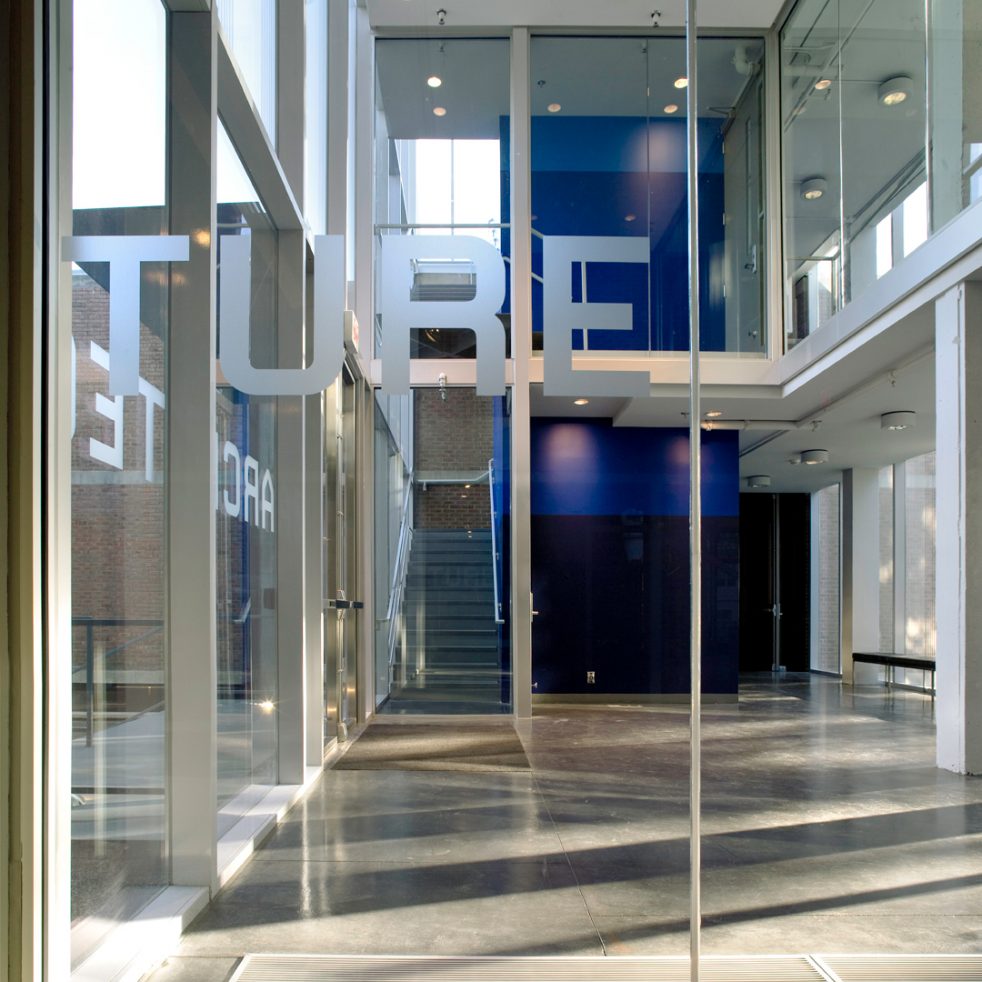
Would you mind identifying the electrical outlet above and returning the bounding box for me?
[586,671,596,684]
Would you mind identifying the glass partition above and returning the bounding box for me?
[69,0,169,965]
[216,0,277,144]
[374,39,511,360]
[782,0,982,347]
[374,388,512,714]
[216,122,279,828]
[529,35,766,354]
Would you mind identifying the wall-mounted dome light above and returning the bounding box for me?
[800,449,830,465]
[814,78,832,91]
[878,75,913,107]
[881,411,916,431]
[427,75,442,88]
[432,106,447,117]
[747,475,772,489]
[664,103,679,114]
[674,76,688,89]
[801,177,827,201]
[547,102,562,113]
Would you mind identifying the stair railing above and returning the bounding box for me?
[488,458,505,625]
[386,474,415,686]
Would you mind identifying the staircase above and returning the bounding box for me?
[399,528,502,698]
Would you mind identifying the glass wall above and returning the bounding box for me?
[529,36,766,354]
[782,0,982,347]
[374,388,512,715]
[216,123,279,826]
[216,0,277,143]
[69,0,169,965]
[904,451,936,660]
[374,39,511,359]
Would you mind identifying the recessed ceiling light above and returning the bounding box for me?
[705,410,723,418]
[432,106,447,117]
[624,213,636,222]
[547,102,561,113]
[800,449,830,465]
[574,398,589,406]
[664,103,679,114]
[881,411,916,431]
[801,177,827,201]
[879,75,912,106]
[814,78,832,91]
[674,76,688,89]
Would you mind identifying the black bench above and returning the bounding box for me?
[853,651,936,693]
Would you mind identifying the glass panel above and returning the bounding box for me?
[904,451,936,661]
[879,465,894,652]
[811,483,841,672]
[529,35,766,355]
[216,122,279,828]
[929,1,982,230]
[216,0,278,144]
[374,39,511,359]
[304,0,328,236]
[840,0,927,305]
[374,388,512,715]
[781,0,842,347]
[69,0,169,966]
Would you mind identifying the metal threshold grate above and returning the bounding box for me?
[231,954,827,981]
[818,954,982,981]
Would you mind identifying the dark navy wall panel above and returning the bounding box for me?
[530,420,739,695]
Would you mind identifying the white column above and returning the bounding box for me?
[840,468,881,683]
[304,391,325,766]
[893,461,908,653]
[935,282,982,774]
[167,9,218,891]
[510,28,533,718]
[275,232,307,786]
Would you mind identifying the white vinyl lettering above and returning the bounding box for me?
[223,441,242,518]
[89,341,124,469]
[63,235,190,395]
[243,455,260,526]
[139,377,165,482]
[542,236,651,397]
[260,469,275,532]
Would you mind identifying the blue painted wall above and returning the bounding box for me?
[501,115,727,352]
[530,421,740,695]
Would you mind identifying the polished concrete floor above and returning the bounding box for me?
[147,675,982,981]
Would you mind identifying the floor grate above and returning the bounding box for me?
[819,954,982,981]
[230,954,829,981]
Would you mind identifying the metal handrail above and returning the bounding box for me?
[488,458,504,625]
[385,476,416,683]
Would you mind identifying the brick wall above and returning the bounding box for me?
[413,387,493,529]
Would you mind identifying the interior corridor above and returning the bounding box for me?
[148,677,979,981]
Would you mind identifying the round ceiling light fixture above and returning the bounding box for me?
[705,409,723,419]
[881,411,916,431]
[747,475,772,489]
[674,76,688,89]
[574,398,589,406]
[664,103,679,114]
[432,106,447,117]
[800,449,830,465]
[801,177,827,201]
[427,75,442,88]
[814,78,832,91]
[878,75,913,107]
[547,102,562,113]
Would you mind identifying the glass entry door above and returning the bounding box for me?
[324,364,361,744]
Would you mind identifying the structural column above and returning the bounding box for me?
[935,282,982,774]
[840,468,881,683]
[167,9,218,890]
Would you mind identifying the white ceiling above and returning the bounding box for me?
[368,0,787,30]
